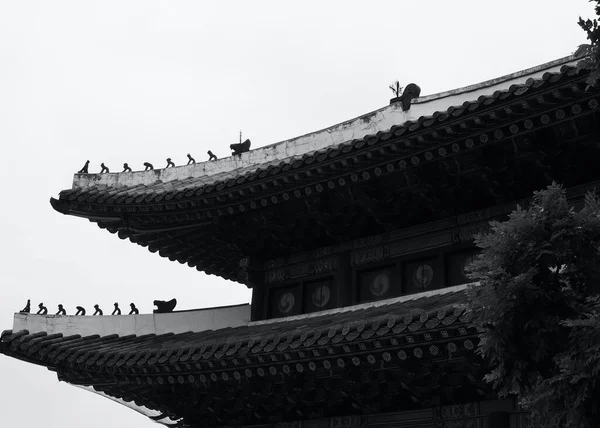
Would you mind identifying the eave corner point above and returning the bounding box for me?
[50,197,69,215]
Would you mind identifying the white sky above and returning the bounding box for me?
[0,1,595,426]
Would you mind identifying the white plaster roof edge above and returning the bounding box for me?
[414,54,579,103]
[69,55,580,190]
[221,54,579,151]
[12,302,249,317]
[202,54,579,152]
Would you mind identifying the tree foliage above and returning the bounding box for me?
[577,1,600,87]
[466,184,600,427]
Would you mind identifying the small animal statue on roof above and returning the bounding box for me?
[112,302,121,315]
[36,303,48,315]
[100,163,110,173]
[77,160,90,174]
[55,304,66,316]
[187,153,195,165]
[153,298,177,314]
[129,303,139,315]
[122,163,132,173]
[166,158,175,168]
[230,139,251,156]
[389,81,421,112]
[144,162,154,171]
[93,304,103,316]
[75,306,86,316]
[207,150,217,161]
[20,299,31,314]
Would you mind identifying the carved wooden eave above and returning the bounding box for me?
[261,178,600,281]
[1,287,492,427]
[50,61,600,284]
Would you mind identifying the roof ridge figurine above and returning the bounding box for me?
[100,163,109,174]
[208,150,217,161]
[230,139,251,156]
[166,158,175,168]
[187,153,195,165]
[112,302,121,315]
[129,303,139,315]
[75,306,86,316]
[36,303,47,315]
[77,160,90,174]
[123,163,132,173]
[153,298,177,314]
[20,299,30,314]
[144,162,154,171]
[389,82,421,111]
[55,304,66,316]
[93,304,103,316]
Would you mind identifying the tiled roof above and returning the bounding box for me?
[47,59,599,286]
[1,288,476,372]
[52,63,586,213]
[1,288,485,426]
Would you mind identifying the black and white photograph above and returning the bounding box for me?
[1,1,599,427]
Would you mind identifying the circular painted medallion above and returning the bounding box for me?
[311,285,331,308]
[413,264,434,288]
[278,292,295,314]
[370,272,390,297]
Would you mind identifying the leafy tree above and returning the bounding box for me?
[577,1,600,87]
[466,184,600,427]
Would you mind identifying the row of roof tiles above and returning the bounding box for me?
[55,66,584,209]
[2,289,476,372]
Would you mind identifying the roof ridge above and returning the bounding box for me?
[64,57,580,192]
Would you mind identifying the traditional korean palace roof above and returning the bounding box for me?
[48,54,600,286]
[1,286,485,427]
[7,55,595,427]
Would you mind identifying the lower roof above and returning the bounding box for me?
[1,286,483,426]
[2,286,472,368]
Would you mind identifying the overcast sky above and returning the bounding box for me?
[0,1,595,426]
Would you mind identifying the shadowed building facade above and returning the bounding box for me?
[3,54,600,427]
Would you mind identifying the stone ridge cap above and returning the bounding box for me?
[248,283,475,327]
[231,55,577,151]
[416,54,579,103]
[67,55,579,191]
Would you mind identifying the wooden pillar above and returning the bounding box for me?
[250,285,266,321]
[335,251,352,308]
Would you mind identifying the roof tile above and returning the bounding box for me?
[64,66,579,206]
[3,289,476,374]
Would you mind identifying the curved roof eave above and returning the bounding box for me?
[52,58,589,214]
[63,55,581,194]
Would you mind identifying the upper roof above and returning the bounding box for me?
[49,54,597,284]
[57,55,578,196]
